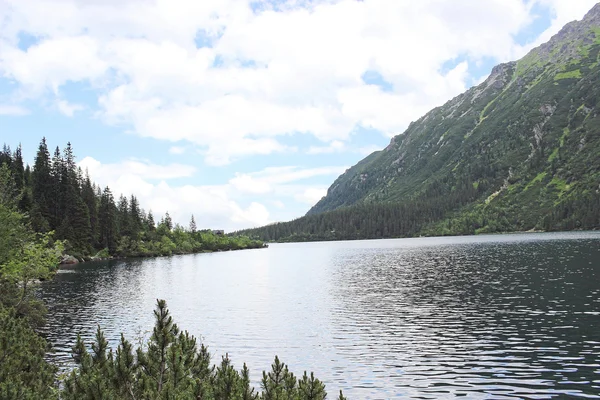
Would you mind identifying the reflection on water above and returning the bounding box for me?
[39,232,600,399]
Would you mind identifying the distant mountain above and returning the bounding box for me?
[236,4,600,242]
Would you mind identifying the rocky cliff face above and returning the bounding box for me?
[307,3,600,233]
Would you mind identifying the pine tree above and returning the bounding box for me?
[0,144,11,167]
[11,145,30,213]
[147,210,156,232]
[99,187,118,253]
[298,371,326,400]
[50,146,63,229]
[129,195,142,239]
[54,143,91,253]
[62,142,77,184]
[11,144,24,192]
[59,191,92,253]
[81,171,99,248]
[117,195,131,237]
[31,138,53,229]
[61,300,338,399]
[0,309,58,399]
[0,164,19,209]
[189,214,197,234]
[164,211,173,231]
[241,363,258,400]
[138,299,179,395]
[113,334,137,399]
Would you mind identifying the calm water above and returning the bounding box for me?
[40,232,600,399]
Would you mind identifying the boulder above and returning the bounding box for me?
[60,254,79,265]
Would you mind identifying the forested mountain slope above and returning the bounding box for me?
[235,4,600,242]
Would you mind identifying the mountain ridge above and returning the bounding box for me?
[235,4,600,241]
[308,2,600,216]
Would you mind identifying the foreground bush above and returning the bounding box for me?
[0,307,57,400]
[63,300,347,400]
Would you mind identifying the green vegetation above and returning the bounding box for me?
[549,177,570,194]
[0,199,64,398]
[63,299,345,400]
[0,140,265,259]
[554,69,582,80]
[593,27,600,44]
[524,172,547,191]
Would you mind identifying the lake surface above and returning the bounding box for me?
[40,232,600,399]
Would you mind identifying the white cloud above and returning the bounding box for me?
[230,202,270,227]
[80,156,197,182]
[77,157,344,230]
[169,146,187,155]
[307,140,345,155]
[1,36,108,95]
[295,187,327,205]
[229,173,272,194]
[2,0,590,164]
[0,104,30,116]
[271,200,285,209]
[229,165,347,194]
[56,99,84,116]
[357,144,382,155]
[78,156,271,230]
[226,165,345,221]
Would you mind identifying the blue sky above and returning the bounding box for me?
[1,0,598,231]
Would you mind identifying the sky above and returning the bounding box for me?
[1,0,598,231]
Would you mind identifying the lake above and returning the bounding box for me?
[39,232,600,399]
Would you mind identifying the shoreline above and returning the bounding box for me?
[59,243,269,266]
[264,228,599,244]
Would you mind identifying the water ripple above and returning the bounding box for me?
[39,232,600,399]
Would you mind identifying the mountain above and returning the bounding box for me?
[236,4,600,242]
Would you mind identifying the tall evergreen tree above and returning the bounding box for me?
[164,212,173,231]
[117,195,130,237]
[99,187,118,253]
[50,146,63,229]
[50,143,92,253]
[81,171,99,248]
[58,190,92,253]
[129,195,142,239]
[31,138,53,229]
[11,145,30,213]
[11,144,24,192]
[147,210,156,232]
[189,214,197,234]
[0,164,19,209]
[0,144,11,167]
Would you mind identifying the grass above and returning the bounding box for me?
[554,69,582,80]
[548,177,570,194]
[593,27,600,45]
[515,51,543,77]
[548,147,560,162]
[479,99,497,123]
[579,45,591,58]
[524,172,547,191]
[560,127,570,147]
[506,184,519,194]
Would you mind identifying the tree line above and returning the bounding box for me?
[233,175,600,242]
[0,139,264,258]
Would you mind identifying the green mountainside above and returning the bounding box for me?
[236,4,600,242]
